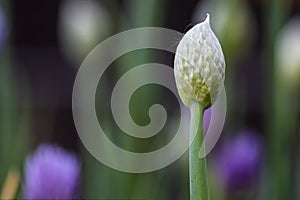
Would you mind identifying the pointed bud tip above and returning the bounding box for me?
[204,13,210,24]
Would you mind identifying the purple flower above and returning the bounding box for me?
[203,108,211,135]
[216,131,263,190]
[0,8,7,50]
[24,144,80,199]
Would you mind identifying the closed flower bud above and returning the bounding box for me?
[174,14,225,108]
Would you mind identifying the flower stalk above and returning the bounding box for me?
[189,101,209,200]
[173,14,225,200]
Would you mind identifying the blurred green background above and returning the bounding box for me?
[0,0,300,199]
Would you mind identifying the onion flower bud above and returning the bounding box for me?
[174,14,225,108]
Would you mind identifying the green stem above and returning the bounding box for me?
[264,0,292,199]
[189,101,209,200]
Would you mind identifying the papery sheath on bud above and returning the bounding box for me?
[174,14,225,108]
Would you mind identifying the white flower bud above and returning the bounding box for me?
[174,14,226,108]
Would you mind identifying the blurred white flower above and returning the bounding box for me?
[59,0,111,65]
[276,17,300,89]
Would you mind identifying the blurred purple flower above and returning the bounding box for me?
[216,131,263,190]
[24,144,80,199]
[0,8,7,49]
[203,108,211,135]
